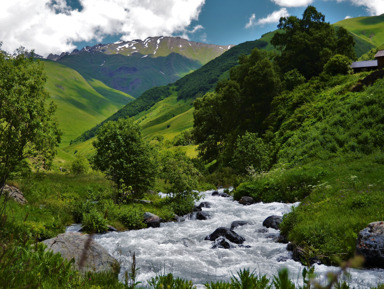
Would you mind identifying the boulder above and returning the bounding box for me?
[143,212,161,228]
[263,215,283,230]
[2,185,27,204]
[230,220,248,230]
[239,196,255,206]
[42,233,119,273]
[258,228,268,233]
[195,211,210,220]
[212,237,233,249]
[212,191,230,198]
[197,202,212,208]
[356,221,384,268]
[193,206,202,212]
[205,227,245,244]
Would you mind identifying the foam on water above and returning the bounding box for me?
[94,189,384,287]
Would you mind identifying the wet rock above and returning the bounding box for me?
[205,227,245,244]
[197,202,212,208]
[212,237,233,249]
[42,233,119,274]
[212,191,230,198]
[277,234,288,244]
[356,221,384,268]
[286,243,295,251]
[193,206,202,212]
[263,215,283,230]
[230,221,248,230]
[144,212,160,228]
[239,196,255,206]
[107,225,118,232]
[277,256,289,262]
[182,238,196,248]
[2,185,27,204]
[238,244,252,248]
[258,228,268,233]
[196,211,210,220]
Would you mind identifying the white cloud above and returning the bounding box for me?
[271,0,313,7]
[345,15,352,19]
[0,0,206,56]
[256,8,290,25]
[348,0,384,16]
[245,14,256,29]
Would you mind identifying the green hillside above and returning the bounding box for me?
[57,51,201,98]
[334,14,384,47]
[44,60,133,147]
[74,39,269,143]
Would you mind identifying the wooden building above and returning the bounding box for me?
[351,50,384,73]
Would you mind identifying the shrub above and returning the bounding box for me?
[118,207,146,230]
[82,209,108,233]
[71,155,90,175]
[231,132,270,175]
[148,273,195,289]
[323,54,352,76]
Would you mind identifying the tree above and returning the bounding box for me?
[323,54,352,76]
[92,118,155,199]
[0,49,61,192]
[231,132,270,175]
[158,151,201,215]
[271,6,355,79]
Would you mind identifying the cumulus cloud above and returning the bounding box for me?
[245,14,256,29]
[256,8,290,25]
[271,0,313,7]
[0,0,205,56]
[348,0,384,16]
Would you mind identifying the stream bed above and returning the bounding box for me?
[93,189,384,288]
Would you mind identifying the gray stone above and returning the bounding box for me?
[143,212,160,228]
[195,211,210,220]
[239,196,255,206]
[263,215,283,230]
[205,227,245,244]
[42,233,119,274]
[2,185,27,204]
[230,220,248,230]
[356,221,384,268]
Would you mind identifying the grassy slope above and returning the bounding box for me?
[334,14,384,47]
[44,60,133,147]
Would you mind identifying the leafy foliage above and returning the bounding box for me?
[0,50,61,188]
[92,118,156,199]
[271,6,355,79]
[323,54,352,76]
[71,154,91,175]
[82,209,108,233]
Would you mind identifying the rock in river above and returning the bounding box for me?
[263,215,283,230]
[205,227,245,244]
[42,233,119,273]
[356,221,384,268]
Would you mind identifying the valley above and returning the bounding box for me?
[1,6,384,289]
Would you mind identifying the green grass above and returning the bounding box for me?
[44,60,133,147]
[335,14,384,47]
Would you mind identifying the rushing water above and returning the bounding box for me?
[92,189,384,288]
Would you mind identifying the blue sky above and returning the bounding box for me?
[0,0,382,56]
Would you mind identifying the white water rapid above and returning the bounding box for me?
[93,189,384,288]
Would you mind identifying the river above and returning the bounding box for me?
[91,189,384,288]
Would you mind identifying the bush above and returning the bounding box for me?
[234,166,326,203]
[82,209,108,233]
[323,54,352,76]
[118,208,146,230]
[231,132,270,175]
[148,273,195,289]
[70,155,90,175]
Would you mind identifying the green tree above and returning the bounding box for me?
[158,151,201,215]
[271,6,355,79]
[231,132,270,175]
[323,54,352,76]
[193,48,281,166]
[70,154,90,175]
[0,49,61,191]
[92,118,155,199]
